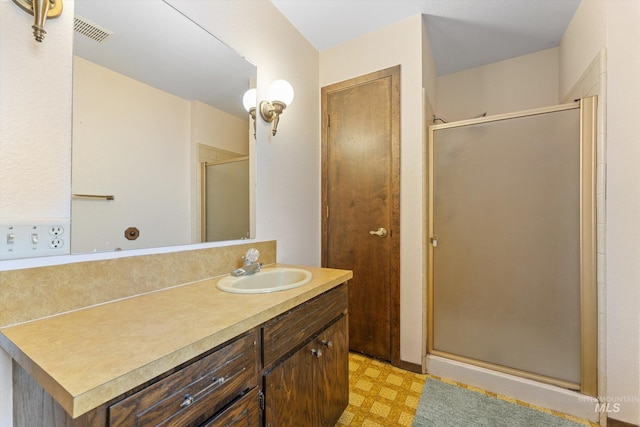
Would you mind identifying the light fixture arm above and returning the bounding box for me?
[12,0,63,42]
[260,100,287,136]
[248,107,256,139]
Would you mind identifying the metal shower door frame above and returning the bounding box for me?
[426,97,597,396]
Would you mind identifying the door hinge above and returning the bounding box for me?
[259,390,265,411]
[326,205,330,219]
[327,114,330,127]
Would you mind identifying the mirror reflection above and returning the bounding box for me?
[71,0,257,254]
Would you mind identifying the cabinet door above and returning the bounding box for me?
[264,315,348,427]
[315,316,349,426]
[264,344,315,427]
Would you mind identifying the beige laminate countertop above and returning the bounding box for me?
[0,264,352,419]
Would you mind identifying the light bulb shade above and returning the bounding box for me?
[242,88,257,112]
[268,79,294,106]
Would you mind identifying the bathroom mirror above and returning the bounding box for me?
[71,0,257,254]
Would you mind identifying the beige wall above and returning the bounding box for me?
[171,0,321,266]
[71,58,250,254]
[191,101,248,156]
[320,14,427,366]
[0,1,73,219]
[605,5,640,422]
[559,0,607,99]
[72,57,192,253]
[0,0,319,424]
[0,0,320,267]
[436,48,560,122]
[1,0,638,424]
[560,1,640,424]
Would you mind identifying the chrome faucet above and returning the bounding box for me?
[231,248,262,276]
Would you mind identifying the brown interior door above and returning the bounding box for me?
[321,66,400,363]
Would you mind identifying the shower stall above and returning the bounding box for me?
[201,157,250,242]
[427,97,597,396]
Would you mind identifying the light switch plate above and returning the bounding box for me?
[0,218,71,260]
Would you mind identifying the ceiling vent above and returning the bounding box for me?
[74,16,113,43]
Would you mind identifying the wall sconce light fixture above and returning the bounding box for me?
[12,0,63,42]
[242,88,257,139]
[259,80,295,136]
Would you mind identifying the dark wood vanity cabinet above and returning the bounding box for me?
[12,283,349,427]
[109,331,258,427]
[262,284,349,427]
[264,316,348,427]
[12,330,260,427]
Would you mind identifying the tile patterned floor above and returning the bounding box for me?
[336,352,600,427]
[336,352,428,426]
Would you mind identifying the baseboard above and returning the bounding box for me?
[426,355,600,423]
[608,418,639,427]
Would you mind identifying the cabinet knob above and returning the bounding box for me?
[321,340,333,348]
[180,394,194,408]
[311,348,323,358]
[212,376,225,385]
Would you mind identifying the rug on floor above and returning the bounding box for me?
[413,377,591,427]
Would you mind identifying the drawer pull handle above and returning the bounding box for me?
[311,348,323,358]
[212,376,225,385]
[180,394,194,408]
[321,340,333,348]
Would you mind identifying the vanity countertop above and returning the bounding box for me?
[0,264,352,419]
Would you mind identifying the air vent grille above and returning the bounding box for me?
[74,16,113,43]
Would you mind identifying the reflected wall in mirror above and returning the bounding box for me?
[71,0,257,254]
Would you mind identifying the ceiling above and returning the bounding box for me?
[73,0,256,118]
[270,0,581,75]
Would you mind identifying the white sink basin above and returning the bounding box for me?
[216,268,313,294]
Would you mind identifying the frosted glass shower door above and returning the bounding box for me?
[428,101,596,392]
[202,159,249,242]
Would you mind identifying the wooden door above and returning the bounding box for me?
[321,66,400,363]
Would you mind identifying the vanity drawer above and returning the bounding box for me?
[201,387,260,427]
[109,331,257,427]
[262,283,348,367]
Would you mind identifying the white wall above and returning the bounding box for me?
[72,57,192,253]
[71,58,250,254]
[421,15,438,104]
[436,48,560,122]
[0,0,319,425]
[558,1,607,99]
[0,1,73,219]
[165,0,321,266]
[320,14,426,366]
[1,0,320,265]
[560,1,640,425]
[191,101,249,156]
[2,0,638,424]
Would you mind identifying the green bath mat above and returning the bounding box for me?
[413,378,588,427]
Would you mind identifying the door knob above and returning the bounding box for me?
[369,227,388,237]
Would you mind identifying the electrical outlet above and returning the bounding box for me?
[49,238,64,249]
[0,218,70,260]
[49,226,64,236]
